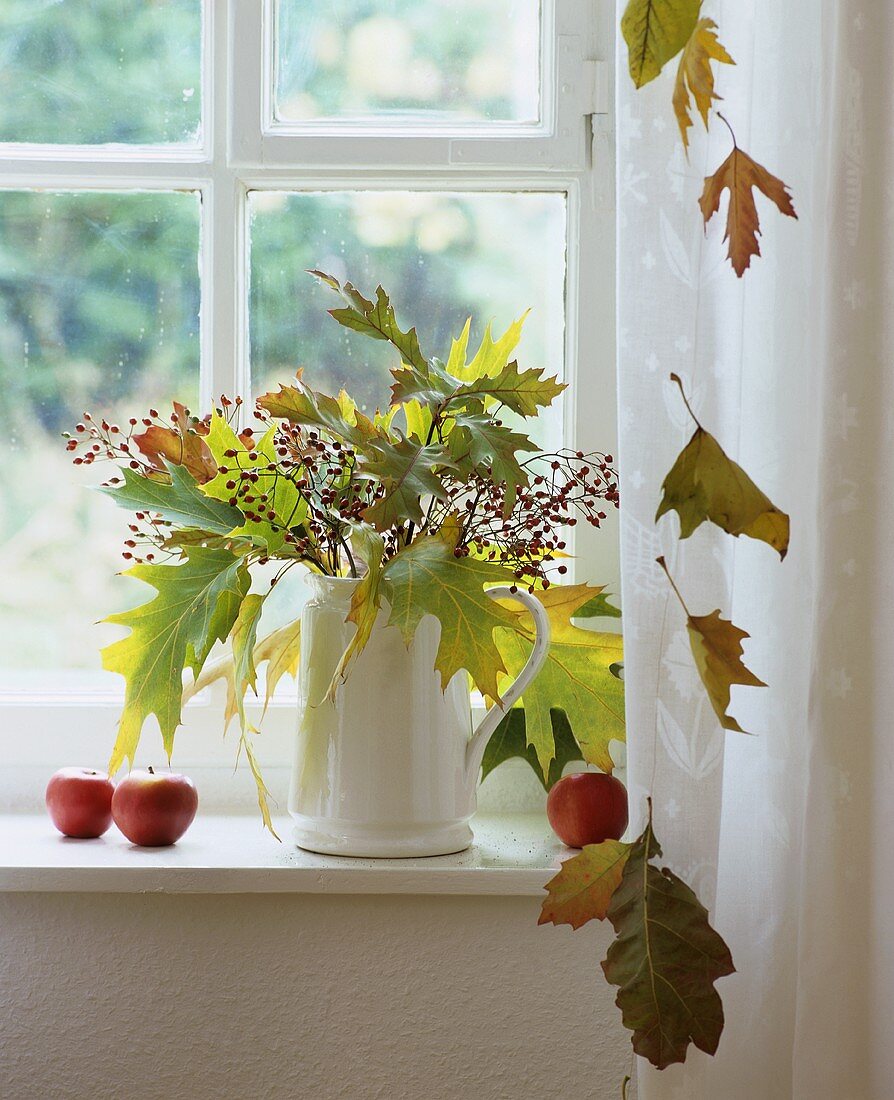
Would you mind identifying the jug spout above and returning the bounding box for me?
[464,587,551,786]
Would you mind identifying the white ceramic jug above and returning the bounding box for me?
[289,573,550,857]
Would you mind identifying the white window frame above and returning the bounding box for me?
[0,0,617,783]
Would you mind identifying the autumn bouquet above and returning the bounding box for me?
[66,271,625,824]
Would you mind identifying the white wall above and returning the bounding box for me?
[1,890,633,1100]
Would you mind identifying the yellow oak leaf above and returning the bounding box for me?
[621,0,701,88]
[539,840,633,930]
[673,19,734,152]
[658,557,766,733]
[700,144,797,276]
[657,374,790,558]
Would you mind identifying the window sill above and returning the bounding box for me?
[0,813,568,896]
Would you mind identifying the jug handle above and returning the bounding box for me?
[465,586,551,784]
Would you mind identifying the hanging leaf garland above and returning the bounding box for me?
[657,557,766,734]
[657,374,790,558]
[673,18,735,152]
[621,0,701,89]
[700,123,798,277]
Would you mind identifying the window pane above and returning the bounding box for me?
[274,0,540,125]
[250,190,565,437]
[0,0,202,145]
[0,191,201,689]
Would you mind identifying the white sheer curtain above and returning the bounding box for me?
[617,2,894,1096]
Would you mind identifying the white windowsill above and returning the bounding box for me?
[0,813,570,896]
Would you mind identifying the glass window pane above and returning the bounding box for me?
[274,0,540,126]
[249,190,565,442]
[0,191,201,689]
[0,0,202,145]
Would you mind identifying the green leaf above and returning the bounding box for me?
[382,518,521,702]
[257,377,381,448]
[357,433,454,530]
[390,356,458,407]
[574,590,622,619]
[496,584,625,778]
[539,839,633,928]
[659,556,766,733]
[621,0,701,88]
[230,592,266,730]
[327,525,386,698]
[453,360,566,418]
[449,410,536,512]
[310,270,428,370]
[481,708,584,791]
[201,413,306,553]
[656,374,790,558]
[102,463,244,535]
[602,808,735,1069]
[104,547,250,771]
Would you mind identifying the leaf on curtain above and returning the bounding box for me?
[621,0,702,88]
[658,557,766,734]
[673,19,735,152]
[700,142,797,276]
[657,374,790,558]
[601,805,735,1069]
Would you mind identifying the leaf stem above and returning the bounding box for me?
[655,555,691,618]
[669,373,702,430]
[716,111,738,149]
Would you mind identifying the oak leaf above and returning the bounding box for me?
[602,809,735,1069]
[658,557,766,733]
[700,144,797,276]
[445,313,528,383]
[453,359,566,418]
[673,19,734,152]
[657,374,790,558]
[382,518,522,703]
[495,584,625,778]
[310,270,428,370]
[103,462,244,537]
[621,0,701,88]
[327,525,386,698]
[357,433,454,531]
[258,376,386,448]
[539,840,633,929]
[133,411,217,485]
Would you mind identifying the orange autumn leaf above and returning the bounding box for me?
[673,19,734,152]
[133,401,217,484]
[539,840,633,930]
[700,144,797,277]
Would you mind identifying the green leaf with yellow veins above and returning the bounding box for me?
[357,434,454,531]
[310,270,428,370]
[481,707,584,792]
[453,360,566,418]
[104,547,250,772]
[402,398,434,444]
[202,413,305,553]
[602,807,735,1069]
[539,839,633,929]
[446,313,529,382]
[102,462,243,535]
[382,518,521,703]
[621,0,701,88]
[495,584,625,778]
[657,374,790,558]
[658,556,765,733]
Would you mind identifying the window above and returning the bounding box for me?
[1,0,616,782]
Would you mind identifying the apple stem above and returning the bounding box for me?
[148,765,155,775]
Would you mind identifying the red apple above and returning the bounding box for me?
[547,772,628,848]
[111,767,198,847]
[46,767,115,839]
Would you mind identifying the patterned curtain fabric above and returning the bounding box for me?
[616,3,894,1096]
